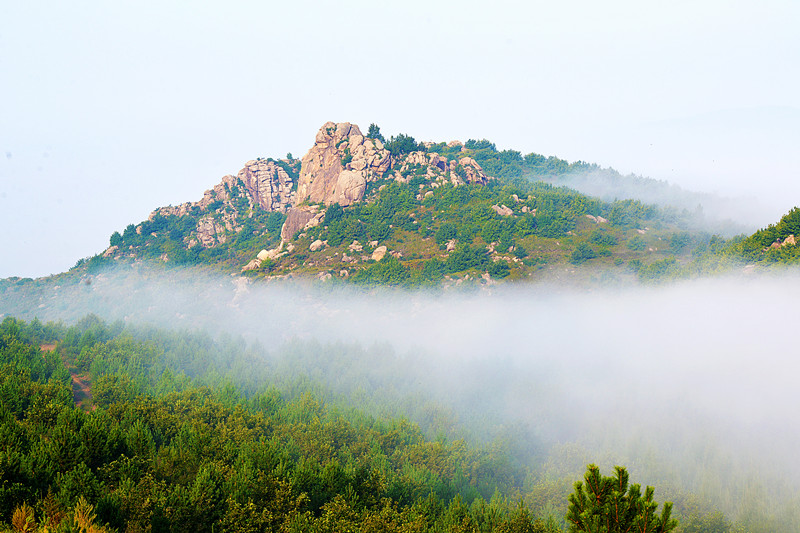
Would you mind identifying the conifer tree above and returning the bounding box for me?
[566,464,678,533]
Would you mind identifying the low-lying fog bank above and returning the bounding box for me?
[2,264,799,526]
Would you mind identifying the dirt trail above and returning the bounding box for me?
[70,373,95,410]
[43,344,95,411]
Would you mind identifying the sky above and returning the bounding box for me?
[2,0,799,279]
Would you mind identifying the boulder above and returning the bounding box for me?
[492,204,513,217]
[372,245,387,261]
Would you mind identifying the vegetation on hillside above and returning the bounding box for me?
[57,126,797,287]
[8,315,794,531]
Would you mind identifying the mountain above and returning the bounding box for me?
[81,121,750,287]
[2,123,800,533]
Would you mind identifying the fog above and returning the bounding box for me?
[537,169,768,235]
[3,263,800,525]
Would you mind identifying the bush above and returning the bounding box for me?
[570,243,597,265]
[488,260,510,279]
[385,134,419,157]
[627,235,647,251]
[435,223,458,246]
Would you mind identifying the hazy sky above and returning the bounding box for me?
[2,0,799,278]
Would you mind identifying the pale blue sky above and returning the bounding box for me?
[2,0,799,278]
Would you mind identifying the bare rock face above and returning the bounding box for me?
[451,157,490,185]
[159,159,296,218]
[236,159,296,212]
[295,122,391,207]
[334,170,367,205]
[281,206,318,241]
[195,213,238,247]
[151,158,298,248]
[241,258,261,272]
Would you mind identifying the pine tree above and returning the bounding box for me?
[566,464,678,533]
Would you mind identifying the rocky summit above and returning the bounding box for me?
[124,121,492,255]
[295,122,391,207]
[91,119,783,286]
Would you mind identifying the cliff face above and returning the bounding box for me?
[148,158,298,248]
[158,159,296,218]
[295,122,391,207]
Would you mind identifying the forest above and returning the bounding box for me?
[3,127,800,532]
[2,313,790,532]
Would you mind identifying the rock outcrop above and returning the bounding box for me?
[452,157,490,185]
[159,159,296,218]
[152,158,298,248]
[492,204,513,217]
[194,211,239,247]
[128,120,498,270]
[295,122,391,207]
[390,151,490,186]
[280,205,323,241]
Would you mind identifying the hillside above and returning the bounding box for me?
[0,314,754,532]
[2,118,800,530]
[84,122,743,287]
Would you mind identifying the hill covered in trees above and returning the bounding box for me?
[52,121,798,289]
[2,122,800,532]
[0,315,758,532]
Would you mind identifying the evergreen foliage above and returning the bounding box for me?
[566,465,678,533]
[0,316,786,531]
[0,316,567,532]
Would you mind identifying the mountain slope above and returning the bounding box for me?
[86,122,732,286]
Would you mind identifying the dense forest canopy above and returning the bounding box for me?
[2,311,797,532]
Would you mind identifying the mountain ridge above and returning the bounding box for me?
[8,121,800,286]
